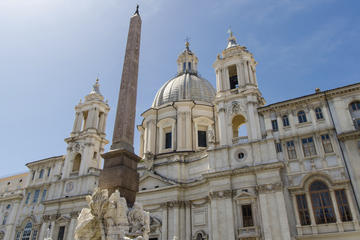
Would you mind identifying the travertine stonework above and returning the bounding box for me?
[74,188,149,240]
[1,21,360,240]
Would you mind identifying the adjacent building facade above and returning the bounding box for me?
[1,32,360,240]
[0,81,109,240]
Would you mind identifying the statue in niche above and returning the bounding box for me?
[207,125,215,144]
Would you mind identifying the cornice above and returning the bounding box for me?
[26,156,64,167]
[337,130,360,141]
[42,194,88,205]
[203,162,284,180]
[258,82,360,113]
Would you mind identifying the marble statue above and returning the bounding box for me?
[74,188,149,240]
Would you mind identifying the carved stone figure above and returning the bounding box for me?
[104,190,129,227]
[128,203,150,237]
[143,152,154,171]
[75,188,150,240]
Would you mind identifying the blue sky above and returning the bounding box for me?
[1,0,359,177]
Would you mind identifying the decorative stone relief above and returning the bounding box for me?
[143,152,154,171]
[207,125,215,144]
[66,181,74,193]
[74,188,150,240]
[257,183,282,193]
[231,101,241,114]
[209,190,232,199]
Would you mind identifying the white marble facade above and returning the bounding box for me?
[1,33,360,240]
[0,80,109,240]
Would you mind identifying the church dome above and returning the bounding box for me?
[152,41,216,107]
[152,73,216,107]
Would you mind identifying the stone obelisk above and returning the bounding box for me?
[99,6,142,207]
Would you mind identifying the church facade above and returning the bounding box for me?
[1,31,360,240]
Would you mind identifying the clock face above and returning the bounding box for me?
[65,182,74,193]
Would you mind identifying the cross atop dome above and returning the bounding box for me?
[185,37,191,52]
[226,28,238,49]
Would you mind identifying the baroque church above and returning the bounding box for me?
[1,13,360,240]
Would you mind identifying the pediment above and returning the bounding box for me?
[234,191,257,201]
[56,215,71,223]
[139,172,175,191]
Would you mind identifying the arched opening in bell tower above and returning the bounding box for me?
[232,115,247,138]
[228,65,238,89]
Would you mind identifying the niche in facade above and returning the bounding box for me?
[72,153,82,173]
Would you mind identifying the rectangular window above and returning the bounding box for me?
[286,141,297,159]
[31,171,35,180]
[41,189,47,202]
[47,168,51,177]
[302,137,316,157]
[183,62,186,72]
[275,142,282,153]
[335,189,353,222]
[16,231,21,240]
[32,230,38,240]
[241,204,254,227]
[198,131,207,147]
[296,194,311,225]
[271,120,278,131]
[33,189,40,203]
[25,192,31,204]
[282,115,290,127]
[58,226,66,240]
[354,118,360,130]
[321,134,333,153]
[165,132,172,149]
[188,62,191,71]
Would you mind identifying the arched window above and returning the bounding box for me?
[72,154,82,173]
[282,115,290,127]
[232,115,247,138]
[315,107,323,120]
[309,181,336,224]
[349,101,360,129]
[22,222,32,240]
[297,111,307,123]
[39,169,44,179]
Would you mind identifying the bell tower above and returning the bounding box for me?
[62,79,109,179]
[213,30,265,146]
